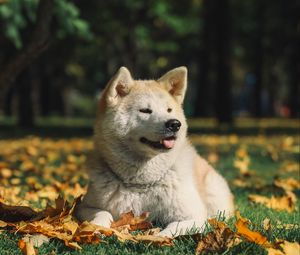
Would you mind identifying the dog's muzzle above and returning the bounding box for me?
[140,135,176,150]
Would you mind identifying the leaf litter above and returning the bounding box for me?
[0,136,299,254]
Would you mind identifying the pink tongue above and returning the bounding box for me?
[163,139,175,149]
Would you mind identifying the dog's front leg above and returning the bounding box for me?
[158,219,206,237]
[76,207,113,228]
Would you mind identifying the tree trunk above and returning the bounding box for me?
[287,0,300,118]
[215,0,232,123]
[195,0,215,117]
[0,0,54,109]
[17,71,34,128]
[253,1,265,118]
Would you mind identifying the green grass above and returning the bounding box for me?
[0,132,299,254]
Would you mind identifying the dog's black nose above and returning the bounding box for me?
[165,119,181,132]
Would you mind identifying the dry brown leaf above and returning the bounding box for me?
[135,234,173,246]
[235,211,271,247]
[195,218,241,255]
[111,211,152,231]
[18,239,37,255]
[274,178,300,192]
[0,202,39,222]
[248,191,297,213]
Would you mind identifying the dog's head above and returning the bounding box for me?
[96,67,188,158]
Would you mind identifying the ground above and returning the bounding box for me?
[0,118,299,254]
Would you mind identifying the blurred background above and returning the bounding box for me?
[0,0,299,131]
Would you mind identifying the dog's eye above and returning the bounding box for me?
[167,108,172,113]
[139,108,152,114]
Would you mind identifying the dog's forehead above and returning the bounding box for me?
[133,80,170,99]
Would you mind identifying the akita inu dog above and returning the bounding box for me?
[75,66,234,237]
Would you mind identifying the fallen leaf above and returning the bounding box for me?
[267,240,300,255]
[232,178,249,188]
[18,239,37,255]
[274,178,300,192]
[235,211,271,247]
[207,152,219,164]
[195,218,241,255]
[65,241,82,250]
[248,191,297,213]
[111,211,152,231]
[0,202,38,222]
[0,220,7,227]
[236,148,248,158]
[281,161,299,173]
[135,234,173,246]
[279,240,300,255]
[0,168,13,178]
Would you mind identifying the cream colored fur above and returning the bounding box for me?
[75,66,234,237]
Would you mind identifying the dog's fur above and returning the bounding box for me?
[75,66,234,237]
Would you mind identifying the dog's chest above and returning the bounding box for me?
[105,172,199,225]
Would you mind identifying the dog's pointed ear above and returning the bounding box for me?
[158,66,187,104]
[106,66,134,106]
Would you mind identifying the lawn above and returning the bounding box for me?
[0,121,299,254]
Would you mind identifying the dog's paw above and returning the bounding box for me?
[90,211,113,228]
[157,228,174,238]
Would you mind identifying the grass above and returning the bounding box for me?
[0,121,299,254]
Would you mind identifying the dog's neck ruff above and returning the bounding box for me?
[104,159,170,190]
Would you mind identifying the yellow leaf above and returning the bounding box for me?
[207,152,219,164]
[280,240,300,255]
[0,168,13,178]
[248,192,297,213]
[235,211,271,247]
[18,239,37,255]
[65,241,82,250]
[236,148,248,158]
[0,220,7,227]
[274,178,300,192]
[267,240,300,255]
[135,234,173,246]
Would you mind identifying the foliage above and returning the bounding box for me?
[0,0,92,49]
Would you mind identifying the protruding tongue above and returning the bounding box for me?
[162,139,175,149]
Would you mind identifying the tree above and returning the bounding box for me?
[195,0,215,117]
[0,0,92,127]
[0,0,54,104]
[215,0,232,123]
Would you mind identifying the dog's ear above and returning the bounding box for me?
[106,66,134,106]
[158,66,187,104]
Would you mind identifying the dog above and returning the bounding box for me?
[75,66,234,237]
